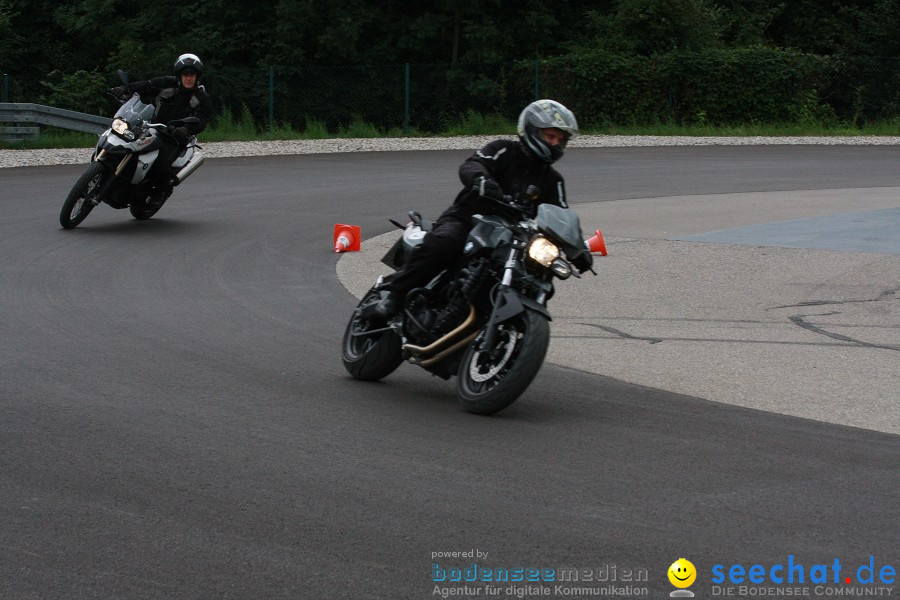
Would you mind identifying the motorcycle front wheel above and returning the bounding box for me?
[456,309,550,415]
[60,162,105,229]
[341,290,403,381]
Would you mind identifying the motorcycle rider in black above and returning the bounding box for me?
[110,53,212,205]
[373,99,592,320]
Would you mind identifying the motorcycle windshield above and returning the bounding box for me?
[536,204,584,256]
[113,95,155,128]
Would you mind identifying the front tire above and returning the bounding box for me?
[342,290,403,381]
[457,309,550,415]
[60,162,105,229]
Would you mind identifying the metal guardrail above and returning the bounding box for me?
[0,103,108,140]
[0,126,40,141]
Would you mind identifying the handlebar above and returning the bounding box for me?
[107,90,130,104]
[498,195,531,215]
[491,183,540,216]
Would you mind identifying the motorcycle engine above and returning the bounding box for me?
[402,289,439,345]
[403,288,469,346]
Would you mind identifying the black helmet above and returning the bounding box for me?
[517,99,579,164]
[174,53,204,78]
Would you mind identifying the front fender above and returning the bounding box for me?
[488,287,551,326]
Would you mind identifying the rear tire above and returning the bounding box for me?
[129,196,165,220]
[456,309,550,415]
[60,162,105,229]
[341,290,403,381]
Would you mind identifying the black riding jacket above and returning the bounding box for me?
[443,139,569,221]
[128,76,212,136]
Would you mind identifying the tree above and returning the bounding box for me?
[714,0,786,48]
[573,0,724,55]
[0,1,25,69]
[844,0,900,56]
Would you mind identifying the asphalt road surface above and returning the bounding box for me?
[1,145,897,599]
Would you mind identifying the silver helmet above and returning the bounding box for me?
[517,99,579,164]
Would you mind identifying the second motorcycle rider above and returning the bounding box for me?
[110,53,213,206]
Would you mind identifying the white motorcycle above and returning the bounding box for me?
[59,71,205,229]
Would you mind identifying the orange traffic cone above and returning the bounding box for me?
[584,229,608,256]
[333,223,361,253]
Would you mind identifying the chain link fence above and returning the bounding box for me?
[217,63,541,134]
[3,56,898,133]
[208,57,900,132]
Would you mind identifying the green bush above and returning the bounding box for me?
[39,69,110,116]
[538,48,889,127]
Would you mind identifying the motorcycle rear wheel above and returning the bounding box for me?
[456,309,550,415]
[129,196,166,220]
[341,290,403,381]
[60,162,105,229]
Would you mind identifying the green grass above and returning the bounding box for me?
[2,111,897,150]
[440,110,517,136]
[596,120,900,137]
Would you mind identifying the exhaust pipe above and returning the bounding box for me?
[403,305,477,361]
[174,150,205,185]
[417,330,480,367]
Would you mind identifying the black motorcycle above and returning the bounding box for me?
[341,188,595,415]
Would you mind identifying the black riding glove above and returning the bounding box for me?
[573,251,594,274]
[474,176,503,202]
[109,86,130,99]
[172,126,190,144]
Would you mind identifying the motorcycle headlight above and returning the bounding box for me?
[111,118,128,135]
[111,118,135,141]
[527,236,560,267]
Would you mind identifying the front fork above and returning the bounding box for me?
[480,246,523,352]
[89,150,130,206]
[479,243,554,353]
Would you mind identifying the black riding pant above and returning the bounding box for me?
[386,215,471,296]
[151,140,183,184]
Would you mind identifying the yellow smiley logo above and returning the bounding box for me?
[668,558,697,588]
